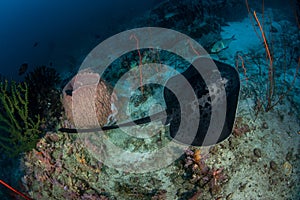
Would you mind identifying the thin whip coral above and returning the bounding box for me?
[253,10,274,111]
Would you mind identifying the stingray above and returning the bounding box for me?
[59,57,240,146]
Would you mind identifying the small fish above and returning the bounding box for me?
[18,63,28,75]
[211,35,236,53]
[94,34,101,39]
[33,42,39,47]
[164,12,178,20]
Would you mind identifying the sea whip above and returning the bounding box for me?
[0,179,32,200]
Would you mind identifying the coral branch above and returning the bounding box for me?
[130,33,144,93]
[245,0,262,43]
[0,179,32,200]
[266,56,300,111]
[253,11,273,67]
[253,10,274,111]
[236,54,248,82]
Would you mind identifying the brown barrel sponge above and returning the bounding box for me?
[61,71,115,128]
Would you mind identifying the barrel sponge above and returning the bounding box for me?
[62,71,116,128]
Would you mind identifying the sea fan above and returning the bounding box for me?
[25,66,62,130]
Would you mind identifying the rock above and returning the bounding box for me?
[270,161,277,171]
[270,21,282,33]
[285,150,293,161]
[282,161,292,176]
[45,133,60,142]
[253,148,262,158]
[226,192,233,200]
[261,122,268,129]
[239,183,247,191]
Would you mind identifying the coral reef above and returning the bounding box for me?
[0,79,42,157]
[22,132,108,199]
[21,123,231,200]
[21,129,173,199]
[183,148,228,197]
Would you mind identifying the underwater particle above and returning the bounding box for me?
[270,161,278,171]
[253,148,262,158]
[282,161,292,176]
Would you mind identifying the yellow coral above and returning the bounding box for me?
[0,79,42,157]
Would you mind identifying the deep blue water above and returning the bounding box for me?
[0,0,159,80]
